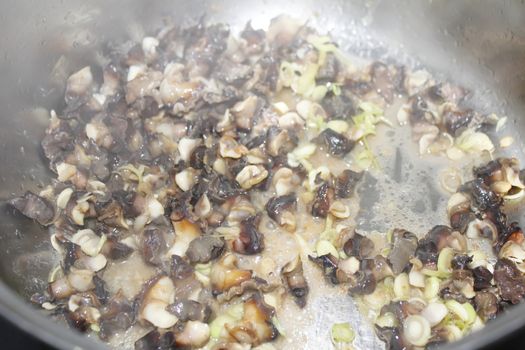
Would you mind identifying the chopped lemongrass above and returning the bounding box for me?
[393,273,410,300]
[499,136,514,148]
[42,302,57,310]
[445,324,463,341]
[437,247,454,274]
[375,312,397,328]
[209,303,244,339]
[421,302,448,326]
[273,101,289,114]
[326,120,350,133]
[408,269,425,288]
[316,240,339,258]
[403,315,431,347]
[421,267,451,279]
[195,262,212,285]
[455,129,495,155]
[331,322,355,345]
[445,300,471,323]
[424,276,441,300]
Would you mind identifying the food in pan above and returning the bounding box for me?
[10,15,524,349]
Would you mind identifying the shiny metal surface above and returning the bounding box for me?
[1,1,525,349]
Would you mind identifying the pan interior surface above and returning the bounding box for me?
[0,1,525,349]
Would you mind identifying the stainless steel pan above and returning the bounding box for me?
[1,1,525,349]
